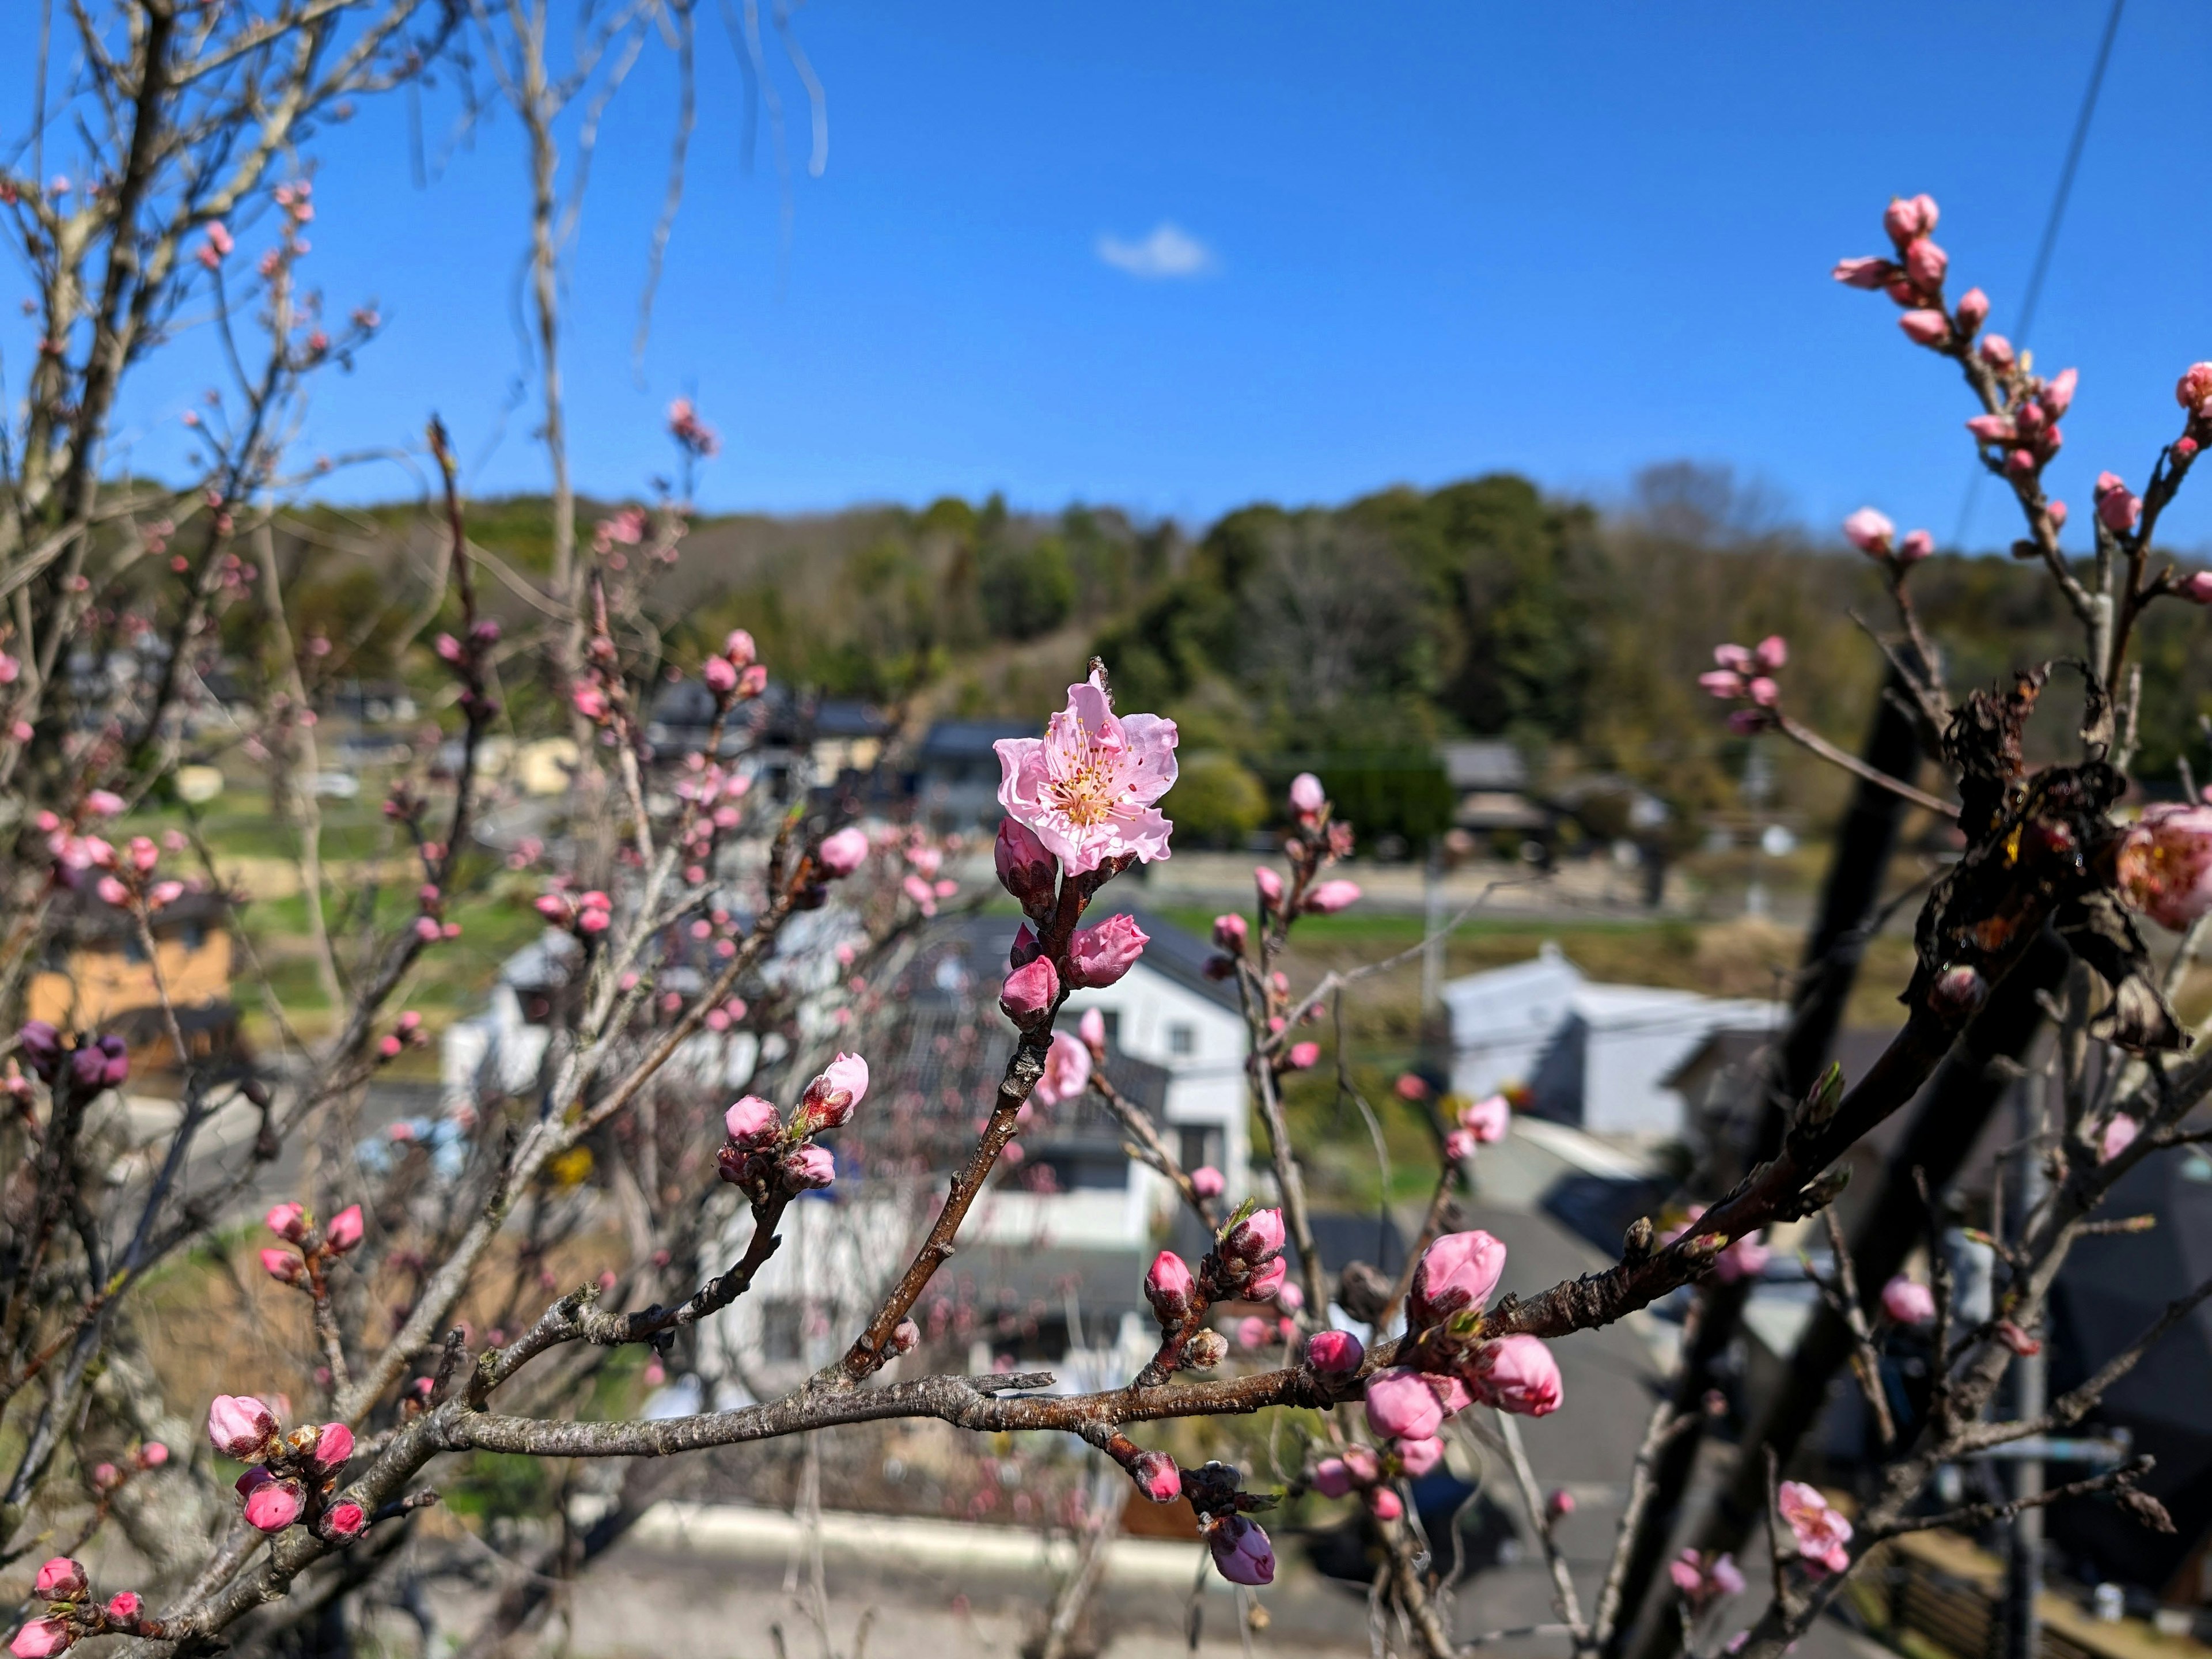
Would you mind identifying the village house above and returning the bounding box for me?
[27,887,239,1078]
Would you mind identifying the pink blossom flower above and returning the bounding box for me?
[1305,880,1360,914]
[244,1478,303,1533]
[1209,1516,1275,1585]
[1699,669,1745,700]
[266,1202,307,1241]
[1224,1207,1286,1268]
[892,1319,921,1355]
[1000,956,1059,1021]
[1899,309,1949,346]
[994,817,1056,912]
[725,1095,779,1143]
[325,1502,367,1538]
[207,1395,278,1458]
[1881,1277,1936,1324]
[2094,471,2141,533]
[325,1205,364,1252]
[2101,1113,2141,1162]
[2118,804,2212,930]
[1831,256,1896,290]
[33,1560,85,1601]
[799,1052,869,1132]
[1467,1335,1563,1416]
[1145,1251,1195,1323]
[702,656,738,695]
[1956,287,1990,332]
[1306,1329,1363,1374]
[1409,1230,1507,1327]
[1213,913,1248,950]
[1461,1093,1511,1144]
[1289,772,1325,817]
[1189,1165,1225,1200]
[1395,1436,1444,1477]
[1033,1031,1092,1106]
[994,672,1177,874]
[1752,636,1787,673]
[783,1145,836,1190]
[1965,414,2016,444]
[1253,865,1283,908]
[1842,508,1894,555]
[1777,1481,1851,1574]
[84,790,124,817]
[1364,1368,1446,1441]
[1884,194,1938,246]
[1132,1450,1181,1502]
[1068,913,1148,987]
[9,1619,72,1658]
[104,1593,142,1624]
[817,827,868,876]
[1901,238,1946,291]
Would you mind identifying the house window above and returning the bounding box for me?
[1167,1022,1195,1056]
[1179,1126,1223,1175]
[757,1300,804,1363]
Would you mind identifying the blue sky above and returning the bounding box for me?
[28,1,2212,548]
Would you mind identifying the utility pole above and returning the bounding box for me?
[2005,1070,2051,1659]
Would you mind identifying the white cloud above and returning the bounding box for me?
[1095,222,1218,279]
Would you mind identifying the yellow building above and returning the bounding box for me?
[26,889,240,1076]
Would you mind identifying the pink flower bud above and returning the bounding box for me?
[84,790,124,817]
[993,817,1056,916]
[135,1442,168,1469]
[1900,238,1946,291]
[1841,507,1893,555]
[737,664,768,698]
[1067,914,1148,987]
[1931,963,1987,1014]
[1245,1257,1287,1301]
[892,1318,920,1355]
[798,1052,869,1132]
[783,1144,836,1190]
[1285,1040,1320,1070]
[1965,414,2014,444]
[724,628,757,667]
[1980,333,2015,369]
[266,1201,307,1241]
[2179,573,2212,604]
[260,1247,303,1285]
[1409,1229,1508,1327]
[2178,437,2200,461]
[1312,1457,1354,1498]
[1145,1250,1196,1324]
[1713,643,1753,673]
[34,1559,85,1602]
[10,1619,72,1658]
[147,881,185,908]
[1444,1128,1477,1162]
[1131,1450,1181,1502]
[324,1502,367,1539]
[1548,1489,1576,1520]
[1752,635,1786,672]
[1468,1334,1564,1416]
[1363,1368,1445,1441]
[1955,287,1988,332]
[999,956,1059,1022]
[1747,677,1779,707]
[1289,772,1325,816]
[1078,1007,1108,1054]
[1880,1275,1935,1324]
[324,1204,364,1252]
[816,827,868,877]
[1208,1516,1275,1586]
[725,1094,781,1144]
[95,876,129,907]
[1190,1165,1225,1199]
[2093,471,2141,532]
[1883,193,1938,247]
[1830,256,1896,290]
[207,1395,278,1458]
[1253,866,1283,907]
[244,1478,303,1533]
[1224,1206,1286,1268]
[104,1593,142,1624]
[1212,913,1248,950]
[1899,309,1949,346]
[1460,1093,1511,1143]
[1306,1328,1364,1374]
[701,656,738,695]
[1395,1435,1444,1477]
[312,1422,354,1471]
[1899,530,1934,563]
[1305,880,1361,914]
[1698,670,1745,700]
[1365,1486,1403,1521]
[2042,366,2078,418]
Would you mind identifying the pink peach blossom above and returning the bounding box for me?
[1068,913,1148,987]
[104,1593,142,1624]
[1305,880,1361,914]
[1033,1031,1092,1106]
[1363,1368,1446,1441]
[994,672,1177,874]
[1899,529,1934,563]
[1366,1487,1403,1520]
[1899,309,1949,346]
[1884,194,1938,245]
[1777,1481,1851,1574]
[1306,1329,1363,1374]
[1881,1276,1935,1324]
[244,1478,303,1533]
[1831,256,1895,289]
[1467,1335,1563,1416]
[816,827,868,876]
[1213,913,1248,950]
[784,1145,836,1190]
[325,1502,367,1538]
[207,1395,277,1458]
[1955,287,1989,332]
[266,1202,307,1241]
[1444,1129,1477,1162]
[2042,366,2078,417]
[9,1619,71,1658]
[1189,1165,1225,1199]
[799,1052,869,1132]
[1312,1457,1355,1498]
[324,1204,363,1252]
[994,817,1056,911]
[259,1247,302,1285]
[1285,1041,1320,1070]
[725,1095,779,1143]
[1078,1007,1108,1052]
[1132,1450,1181,1502]
[1000,956,1059,1021]
[33,1560,85,1601]
[1145,1250,1196,1323]
[1460,1093,1510,1143]
[1289,772,1325,816]
[1409,1230,1507,1326]
[1842,507,1894,555]
[1395,1436,1444,1477]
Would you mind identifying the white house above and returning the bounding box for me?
[1443,943,1778,1137]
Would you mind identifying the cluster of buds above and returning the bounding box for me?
[1442,1090,1510,1162]
[9,1557,153,1657]
[410,880,461,945]
[1966,359,2075,493]
[1143,1205,1289,1371]
[2169,363,2212,494]
[1311,1437,1437,1522]
[1696,636,1786,734]
[700,628,767,704]
[1840,507,1934,571]
[270,177,314,263]
[667,397,721,460]
[36,789,124,877]
[897,836,962,918]
[206,1396,367,1542]
[90,834,189,913]
[536,885,614,937]
[1669,1548,1747,1608]
[431,618,502,722]
[374,1010,427,1061]
[1371,1232,1565,1429]
[571,630,629,732]
[195,219,235,271]
[16,1023,128,1094]
[1831,193,1984,353]
[999,904,1148,1028]
[714,1054,868,1202]
[259,1200,365,1288]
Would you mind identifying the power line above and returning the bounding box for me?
[1950,0,2127,553]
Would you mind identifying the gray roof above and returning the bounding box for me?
[1440,740,1530,791]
